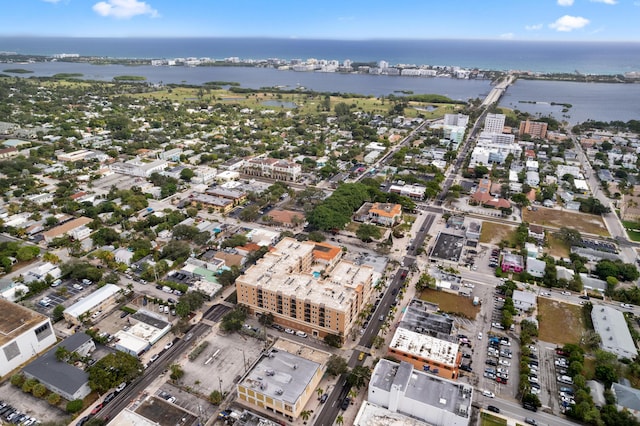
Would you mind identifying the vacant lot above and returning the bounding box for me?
[481,412,507,426]
[523,208,608,236]
[546,233,571,258]
[538,298,585,345]
[479,221,516,245]
[419,289,480,319]
[622,220,640,242]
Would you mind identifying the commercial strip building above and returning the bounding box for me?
[42,216,93,243]
[0,299,57,378]
[367,359,473,426]
[113,310,172,356]
[591,305,638,359]
[387,327,461,380]
[236,339,329,421]
[110,158,168,177]
[63,283,122,324]
[236,237,378,341]
[22,332,94,400]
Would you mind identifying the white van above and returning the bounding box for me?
[295,331,308,338]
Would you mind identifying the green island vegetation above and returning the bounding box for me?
[113,75,147,82]
[3,68,34,74]
[203,81,241,86]
[51,73,84,80]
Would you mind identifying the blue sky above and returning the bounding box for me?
[4,0,640,41]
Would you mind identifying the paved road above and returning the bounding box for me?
[485,398,578,426]
[89,314,214,423]
[315,213,437,426]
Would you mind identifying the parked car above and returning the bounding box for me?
[341,397,350,410]
[90,403,103,415]
[487,405,500,413]
[149,353,160,363]
[524,418,538,425]
[103,392,116,404]
[295,331,308,338]
[115,382,127,392]
[320,394,328,403]
[482,390,495,398]
[284,328,295,334]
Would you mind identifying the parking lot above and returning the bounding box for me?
[175,328,265,402]
[0,381,69,425]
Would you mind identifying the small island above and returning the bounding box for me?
[113,75,147,82]
[3,68,34,74]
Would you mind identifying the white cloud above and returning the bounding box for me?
[549,15,590,32]
[591,0,617,4]
[525,24,543,31]
[93,0,158,19]
[499,33,515,40]
[557,0,574,6]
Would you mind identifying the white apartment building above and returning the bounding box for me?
[484,113,506,134]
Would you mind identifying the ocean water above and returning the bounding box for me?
[1,37,640,75]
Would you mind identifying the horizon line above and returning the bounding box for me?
[1,35,640,44]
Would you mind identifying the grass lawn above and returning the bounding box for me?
[538,298,586,345]
[546,233,571,258]
[622,220,640,242]
[583,357,596,380]
[419,289,480,319]
[481,412,507,426]
[479,221,516,245]
[523,208,609,236]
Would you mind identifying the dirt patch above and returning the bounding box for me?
[419,289,480,319]
[523,208,609,236]
[538,298,585,345]
[479,221,516,245]
[546,234,571,258]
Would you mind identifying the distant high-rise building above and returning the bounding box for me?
[378,60,389,69]
[484,113,506,134]
[519,120,548,139]
[343,59,352,68]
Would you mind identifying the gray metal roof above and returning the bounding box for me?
[592,306,638,358]
[22,333,92,396]
[613,383,640,411]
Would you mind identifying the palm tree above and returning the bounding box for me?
[300,410,311,423]
[335,415,344,426]
[316,387,324,399]
[348,388,358,400]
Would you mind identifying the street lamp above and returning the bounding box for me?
[218,378,223,395]
[235,347,247,372]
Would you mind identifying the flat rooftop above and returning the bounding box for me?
[354,401,431,426]
[430,233,464,262]
[245,238,377,310]
[239,347,322,405]
[400,299,455,340]
[371,360,472,418]
[132,396,198,426]
[390,328,459,367]
[0,298,49,346]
